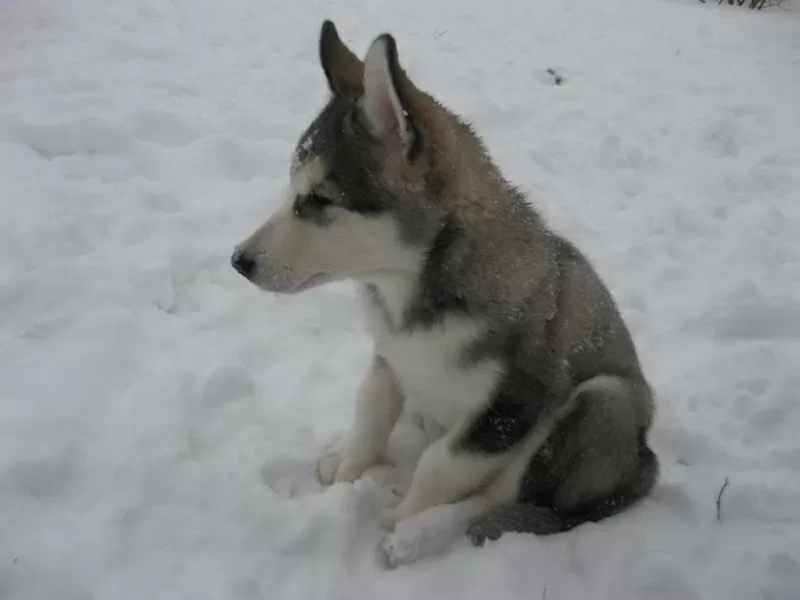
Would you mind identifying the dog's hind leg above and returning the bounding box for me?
[468,375,658,544]
[381,495,494,567]
[381,435,506,526]
[383,399,568,526]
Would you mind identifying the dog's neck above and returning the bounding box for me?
[362,274,416,332]
[362,214,467,332]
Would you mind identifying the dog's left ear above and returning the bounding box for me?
[319,20,363,95]
[361,34,418,158]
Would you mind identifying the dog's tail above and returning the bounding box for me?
[468,443,659,545]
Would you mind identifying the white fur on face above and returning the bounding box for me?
[290,158,325,197]
[235,158,422,293]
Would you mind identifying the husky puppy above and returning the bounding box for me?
[232,20,658,564]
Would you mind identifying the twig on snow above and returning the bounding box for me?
[716,477,730,521]
[546,68,563,86]
[542,588,548,600]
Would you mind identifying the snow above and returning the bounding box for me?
[1,0,799,598]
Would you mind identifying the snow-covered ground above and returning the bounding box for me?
[2,0,799,598]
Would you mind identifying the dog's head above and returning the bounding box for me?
[232,21,448,294]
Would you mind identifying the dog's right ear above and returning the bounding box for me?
[319,21,363,96]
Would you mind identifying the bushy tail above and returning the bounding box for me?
[468,444,659,546]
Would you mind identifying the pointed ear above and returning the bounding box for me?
[360,34,418,157]
[319,20,363,95]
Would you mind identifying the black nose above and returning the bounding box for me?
[231,250,256,278]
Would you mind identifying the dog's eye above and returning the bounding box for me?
[306,192,332,210]
[293,192,333,218]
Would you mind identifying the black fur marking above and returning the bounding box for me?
[456,368,548,454]
[326,117,388,216]
[456,255,568,455]
[456,319,567,455]
[404,215,469,328]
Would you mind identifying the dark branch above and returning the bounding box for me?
[716,477,730,521]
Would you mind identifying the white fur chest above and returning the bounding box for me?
[359,284,503,432]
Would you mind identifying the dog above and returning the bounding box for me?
[232,20,658,565]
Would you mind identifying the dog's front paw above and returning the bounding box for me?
[381,530,413,568]
[316,437,372,485]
